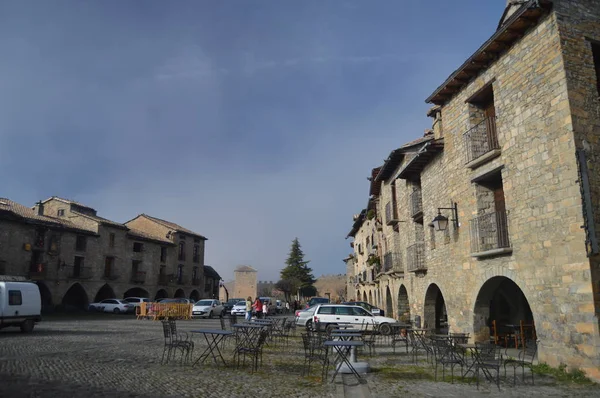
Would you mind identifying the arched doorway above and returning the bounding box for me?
[174,288,185,298]
[424,284,447,333]
[155,289,168,301]
[398,284,410,323]
[356,290,361,302]
[36,282,53,314]
[190,290,200,302]
[123,287,149,299]
[94,284,116,302]
[473,276,534,343]
[368,291,373,304]
[385,287,393,318]
[62,283,88,312]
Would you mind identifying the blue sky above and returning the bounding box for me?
[0,1,505,282]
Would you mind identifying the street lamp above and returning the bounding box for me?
[431,203,459,231]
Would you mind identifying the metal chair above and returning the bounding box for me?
[301,332,329,381]
[432,338,463,383]
[161,319,193,365]
[475,341,503,390]
[361,321,378,357]
[236,329,269,373]
[504,340,538,385]
[392,326,409,354]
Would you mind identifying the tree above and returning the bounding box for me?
[280,238,316,298]
[275,278,301,302]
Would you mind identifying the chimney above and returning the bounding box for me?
[36,201,44,216]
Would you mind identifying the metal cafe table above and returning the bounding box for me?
[190,329,233,367]
[324,340,366,383]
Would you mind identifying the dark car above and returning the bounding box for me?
[343,301,384,316]
[223,298,245,314]
[305,297,329,309]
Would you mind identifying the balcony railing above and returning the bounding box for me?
[130,271,146,284]
[383,252,403,273]
[28,263,48,280]
[407,242,426,272]
[463,117,499,164]
[469,210,510,254]
[68,266,92,279]
[385,202,399,225]
[410,189,423,219]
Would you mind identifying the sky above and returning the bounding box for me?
[0,1,506,282]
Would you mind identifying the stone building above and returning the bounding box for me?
[232,265,257,300]
[348,0,600,379]
[0,196,214,311]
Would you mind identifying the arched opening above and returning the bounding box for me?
[473,276,535,343]
[174,288,185,298]
[94,284,116,302]
[190,289,200,302]
[155,289,168,301]
[385,287,393,319]
[36,282,53,314]
[368,291,373,304]
[398,284,411,323]
[123,287,149,299]
[424,283,448,334]
[356,290,361,302]
[363,291,367,302]
[61,283,88,312]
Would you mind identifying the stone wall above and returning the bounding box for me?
[233,268,257,300]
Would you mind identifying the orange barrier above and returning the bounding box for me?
[137,302,193,320]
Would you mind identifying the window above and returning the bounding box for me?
[592,41,600,97]
[109,233,115,248]
[335,306,353,316]
[352,307,372,317]
[75,236,87,252]
[160,247,167,263]
[193,245,200,263]
[465,82,499,165]
[8,290,22,306]
[57,209,65,217]
[133,242,144,252]
[317,306,335,315]
[178,241,186,261]
[74,256,84,269]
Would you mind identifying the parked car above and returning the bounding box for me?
[88,299,134,314]
[158,298,192,304]
[310,304,398,334]
[295,305,318,328]
[275,300,285,314]
[305,297,329,309]
[230,301,247,316]
[0,280,41,333]
[343,301,384,316]
[259,297,276,314]
[223,298,245,314]
[124,297,151,307]
[192,299,224,318]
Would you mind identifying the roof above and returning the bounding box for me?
[346,209,366,238]
[235,265,257,272]
[396,139,445,181]
[375,149,405,182]
[127,228,174,245]
[203,265,221,280]
[368,167,382,197]
[72,211,128,230]
[0,198,96,234]
[134,214,207,240]
[41,196,96,212]
[425,0,552,105]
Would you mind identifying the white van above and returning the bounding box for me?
[0,281,42,332]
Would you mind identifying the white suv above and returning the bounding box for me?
[311,304,398,335]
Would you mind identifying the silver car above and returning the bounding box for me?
[295,305,317,329]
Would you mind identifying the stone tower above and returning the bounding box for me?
[233,265,257,300]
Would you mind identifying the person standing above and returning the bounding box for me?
[253,297,263,319]
[245,296,253,321]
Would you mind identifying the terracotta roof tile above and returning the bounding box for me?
[140,214,207,239]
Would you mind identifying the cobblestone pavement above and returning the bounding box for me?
[1,318,599,398]
[0,315,335,398]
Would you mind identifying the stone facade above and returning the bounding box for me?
[0,197,215,311]
[233,265,257,300]
[348,0,600,380]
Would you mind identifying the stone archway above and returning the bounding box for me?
[473,276,535,343]
[174,288,185,298]
[62,283,89,312]
[368,291,373,304]
[190,289,200,302]
[36,282,53,314]
[424,283,448,333]
[398,284,410,323]
[94,284,116,302]
[123,287,149,299]
[356,290,361,301]
[363,291,367,302]
[155,289,168,301]
[385,286,393,319]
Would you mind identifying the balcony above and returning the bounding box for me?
[158,273,174,285]
[407,242,426,272]
[103,269,119,281]
[28,263,48,280]
[410,189,423,220]
[192,277,201,286]
[130,271,146,284]
[385,202,399,226]
[464,117,500,168]
[469,210,512,257]
[383,252,403,274]
[68,266,92,279]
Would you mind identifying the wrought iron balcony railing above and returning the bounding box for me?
[130,271,146,284]
[383,252,403,273]
[407,242,426,272]
[410,189,423,219]
[469,210,510,254]
[463,116,499,164]
[385,202,399,225]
